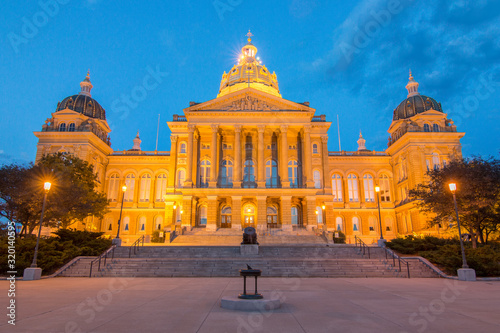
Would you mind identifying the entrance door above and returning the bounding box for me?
[243,204,256,228]
[267,206,278,228]
[221,215,231,228]
[244,216,254,228]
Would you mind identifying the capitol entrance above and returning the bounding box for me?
[243,204,256,228]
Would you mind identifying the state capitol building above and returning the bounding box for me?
[34,33,464,244]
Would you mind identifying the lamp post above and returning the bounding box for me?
[375,186,385,247]
[112,185,127,246]
[449,183,475,281]
[321,205,326,230]
[23,182,51,280]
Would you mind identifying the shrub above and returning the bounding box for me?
[151,230,165,243]
[333,230,346,244]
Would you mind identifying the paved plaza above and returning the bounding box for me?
[2,277,499,333]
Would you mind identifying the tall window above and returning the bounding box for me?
[243,160,255,187]
[59,123,66,131]
[313,170,321,189]
[385,217,392,232]
[331,174,343,201]
[124,174,135,202]
[288,160,299,187]
[155,173,167,201]
[200,159,211,188]
[199,205,207,226]
[424,123,430,132]
[363,174,375,202]
[265,160,278,187]
[369,216,376,232]
[68,123,75,132]
[312,143,319,154]
[123,216,130,232]
[336,217,343,231]
[177,169,186,187]
[432,153,440,170]
[220,159,233,187]
[433,124,440,132]
[379,174,391,202]
[352,216,360,232]
[291,206,299,225]
[139,216,146,232]
[179,142,187,153]
[108,173,119,201]
[155,215,163,230]
[347,174,359,202]
[139,174,151,202]
[316,206,323,224]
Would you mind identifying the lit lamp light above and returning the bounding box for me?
[448,182,474,281]
[321,205,326,226]
[23,181,51,280]
[375,186,385,246]
[112,185,127,246]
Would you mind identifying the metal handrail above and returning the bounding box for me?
[129,235,145,258]
[383,247,410,278]
[354,236,370,259]
[89,245,116,278]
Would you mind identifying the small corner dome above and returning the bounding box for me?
[55,71,106,120]
[393,71,443,121]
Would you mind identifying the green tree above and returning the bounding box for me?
[0,153,109,235]
[410,156,500,247]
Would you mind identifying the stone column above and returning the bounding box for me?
[181,196,192,230]
[306,196,317,231]
[281,196,292,231]
[193,132,199,188]
[325,201,334,231]
[257,125,266,188]
[233,126,242,188]
[280,125,289,188]
[209,125,219,188]
[164,201,174,229]
[185,125,195,187]
[321,135,330,192]
[207,195,218,232]
[168,135,178,191]
[303,126,314,187]
[231,196,242,230]
[256,196,267,232]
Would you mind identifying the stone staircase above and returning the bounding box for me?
[58,245,439,278]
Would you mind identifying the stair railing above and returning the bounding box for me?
[383,246,410,278]
[354,236,370,259]
[89,245,116,278]
[129,235,145,258]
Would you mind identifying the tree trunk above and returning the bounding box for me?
[471,232,477,249]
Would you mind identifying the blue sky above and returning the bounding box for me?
[1,0,499,164]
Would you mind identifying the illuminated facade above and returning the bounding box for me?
[34,33,464,244]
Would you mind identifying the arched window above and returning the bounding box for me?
[177,169,186,187]
[432,153,440,170]
[288,160,299,188]
[199,205,207,226]
[380,174,391,202]
[199,159,211,188]
[155,173,167,201]
[385,216,392,232]
[423,123,430,132]
[265,160,278,188]
[331,174,343,201]
[220,206,231,228]
[124,174,135,201]
[68,123,75,132]
[123,216,130,232]
[139,174,151,202]
[352,216,360,232]
[347,174,359,202]
[312,143,319,154]
[220,159,233,187]
[433,124,440,132]
[155,215,163,230]
[59,123,66,131]
[336,216,343,231]
[267,206,278,228]
[179,142,187,154]
[316,206,323,224]
[243,160,255,187]
[108,173,119,201]
[291,206,299,225]
[139,216,146,233]
[313,170,321,189]
[363,174,375,202]
[369,216,377,233]
[176,205,182,223]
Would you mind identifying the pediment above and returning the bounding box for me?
[184,88,313,114]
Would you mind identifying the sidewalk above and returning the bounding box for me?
[1,277,499,332]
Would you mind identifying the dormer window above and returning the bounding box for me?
[59,123,66,131]
[68,123,75,132]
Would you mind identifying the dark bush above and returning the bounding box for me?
[333,231,346,244]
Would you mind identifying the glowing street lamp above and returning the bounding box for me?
[375,186,385,245]
[113,185,127,246]
[23,181,51,280]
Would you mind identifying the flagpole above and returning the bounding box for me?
[337,114,342,151]
[155,114,160,151]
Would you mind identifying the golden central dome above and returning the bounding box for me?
[217,32,281,98]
